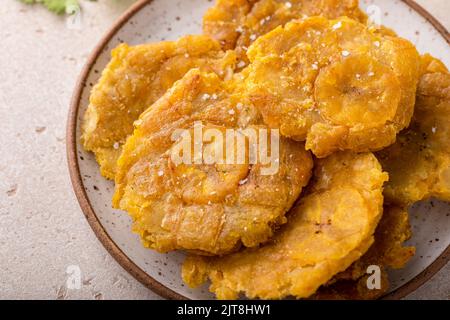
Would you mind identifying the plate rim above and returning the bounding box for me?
[66,0,450,300]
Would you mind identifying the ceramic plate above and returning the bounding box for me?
[67,0,450,299]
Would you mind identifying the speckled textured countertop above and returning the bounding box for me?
[0,0,448,300]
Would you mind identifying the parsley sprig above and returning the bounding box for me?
[21,0,96,15]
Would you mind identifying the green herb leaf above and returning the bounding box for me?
[20,0,94,15]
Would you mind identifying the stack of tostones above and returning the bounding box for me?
[81,0,450,300]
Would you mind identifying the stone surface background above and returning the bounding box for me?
[0,0,448,300]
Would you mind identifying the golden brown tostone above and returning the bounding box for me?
[313,205,415,299]
[81,35,236,179]
[113,69,313,255]
[242,16,420,157]
[377,55,450,206]
[203,0,367,64]
[182,152,387,299]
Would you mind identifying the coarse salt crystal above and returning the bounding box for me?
[113,142,120,150]
[332,21,342,30]
[342,50,350,57]
[249,34,257,41]
[237,61,246,68]
[202,93,211,100]
[239,178,248,185]
[157,170,164,177]
[285,2,292,8]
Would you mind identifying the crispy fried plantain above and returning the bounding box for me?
[204,0,366,64]
[79,0,449,301]
[81,35,236,179]
[203,0,255,51]
[113,69,313,255]
[313,205,415,299]
[183,152,387,299]
[243,16,420,157]
[377,55,450,205]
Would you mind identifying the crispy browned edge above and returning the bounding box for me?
[66,0,450,300]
